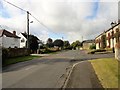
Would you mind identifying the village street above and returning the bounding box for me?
[2,50,114,88]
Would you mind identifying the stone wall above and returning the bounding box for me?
[2,48,30,60]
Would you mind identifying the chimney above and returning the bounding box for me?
[13,31,16,35]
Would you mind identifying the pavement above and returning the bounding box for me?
[65,61,103,88]
[2,50,114,88]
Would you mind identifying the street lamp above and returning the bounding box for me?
[111,22,116,53]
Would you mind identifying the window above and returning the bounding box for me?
[21,38,25,42]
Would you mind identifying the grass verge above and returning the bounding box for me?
[3,55,41,66]
[89,58,119,88]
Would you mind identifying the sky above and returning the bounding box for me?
[0,0,119,43]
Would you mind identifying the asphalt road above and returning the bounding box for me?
[2,50,114,88]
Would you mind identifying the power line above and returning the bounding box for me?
[3,0,26,12]
[29,13,51,31]
[3,0,51,31]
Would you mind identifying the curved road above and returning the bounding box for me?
[2,50,114,88]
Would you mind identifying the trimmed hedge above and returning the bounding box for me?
[88,49,106,54]
[40,48,59,54]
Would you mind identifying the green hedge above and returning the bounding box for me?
[88,49,106,54]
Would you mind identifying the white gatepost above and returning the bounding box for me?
[115,42,120,60]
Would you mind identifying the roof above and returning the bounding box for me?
[82,39,95,43]
[105,23,119,33]
[21,33,39,40]
[0,29,20,38]
[21,33,27,39]
[95,23,120,39]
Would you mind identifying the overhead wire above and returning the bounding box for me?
[3,0,26,12]
[3,0,51,31]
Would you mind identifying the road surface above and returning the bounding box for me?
[2,50,114,88]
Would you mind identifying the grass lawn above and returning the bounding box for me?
[3,55,41,66]
[89,58,119,88]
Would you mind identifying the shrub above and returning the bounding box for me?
[89,44,96,50]
[88,49,106,54]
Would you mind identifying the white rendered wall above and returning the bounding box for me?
[18,33,27,48]
[2,36,20,48]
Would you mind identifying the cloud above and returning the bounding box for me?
[0,0,119,43]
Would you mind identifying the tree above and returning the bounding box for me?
[75,40,81,46]
[53,39,64,48]
[64,41,70,49]
[101,33,106,49]
[64,41,72,50]
[29,35,39,52]
[46,38,54,48]
[71,40,81,49]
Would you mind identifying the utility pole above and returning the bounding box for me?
[82,36,83,42]
[27,11,29,49]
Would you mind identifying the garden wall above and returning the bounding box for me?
[2,48,30,60]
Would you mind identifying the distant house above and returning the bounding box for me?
[0,29,20,48]
[95,23,120,49]
[82,39,95,50]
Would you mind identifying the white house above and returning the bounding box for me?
[18,33,27,48]
[95,23,120,50]
[0,29,20,48]
[18,32,43,48]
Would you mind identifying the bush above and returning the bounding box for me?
[64,46,72,50]
[88,49,106,54]
[40,48,59,54]
[89,44,96,50]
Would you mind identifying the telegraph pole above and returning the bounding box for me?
[27,11,29,49]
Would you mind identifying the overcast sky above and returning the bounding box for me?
[0,0,119,43]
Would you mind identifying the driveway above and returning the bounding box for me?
[2,50,114,88]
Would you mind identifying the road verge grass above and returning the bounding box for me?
[89,58,119,88]
[3,55,41,66]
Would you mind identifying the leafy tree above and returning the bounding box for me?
[71,40,81,49]
[28,35,39,52]
[75,40,81,46]
[53,39,64,48]
[64,41,70,48]
[46,38,54,48]
[63,41,72,50]
[101,33,106,49]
